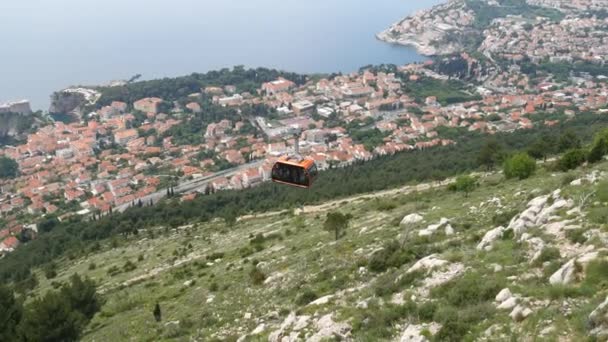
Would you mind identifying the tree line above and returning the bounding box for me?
[0,274,100,342]
[94,66,308,108]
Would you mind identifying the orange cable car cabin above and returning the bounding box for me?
[271,156,318,188]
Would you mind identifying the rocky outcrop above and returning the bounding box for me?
[402,255,465,298]
[507,190,573,237]
[268,312,351,342]
[495,288,533,322]
[549,250,599,285]
[407,254,448,273]
[49,88,101,119]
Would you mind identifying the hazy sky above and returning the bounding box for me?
[0,0,443,109]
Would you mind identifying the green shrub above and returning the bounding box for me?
[597,181,608,203]
[448,175,477,197]
[249,266,266,285]
[492,210,518,227]
[352,302,417,339]
[417,301,437,322]
[561,173,577,186]
[535,247,561,265]
[588,133,608,163]
[557,149,587,171]
[583,260,608,289]
[238,246,255,258]
[107,265,120,276]
[547,285,587,300]
[209,282,219,292]
[295,289,318,306]
[433,303,495,342]
[123,260,137,272]
[588,207,608,225]
[368,241,416,273]
[431,272,502,307]
[503,153,536,180]
[44,266,57,280]
[373,199,398,211]
[206,252,225,260]
[565,229,587,244]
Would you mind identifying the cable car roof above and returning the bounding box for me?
[275,156,315,169]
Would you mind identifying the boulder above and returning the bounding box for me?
[495,288,512,303]
[308,294,334,306]
[251,323,266,335]
[497,297,518,310]
[549,259,576,285]
[510,305,532,322]
[444,224,455,235]
[407,254,448,274]
[401,213,424,225]
[477,227,504,251]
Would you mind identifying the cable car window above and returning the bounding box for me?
[272,163,309,187]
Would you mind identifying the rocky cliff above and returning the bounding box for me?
[48,91,86,120]
[0,112,35,139]
[48,88,101,120]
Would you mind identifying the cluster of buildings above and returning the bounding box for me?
[480,15,608,63]
[527,0,608,11]
[4,13,608,253]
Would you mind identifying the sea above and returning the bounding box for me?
[0,0,444,110]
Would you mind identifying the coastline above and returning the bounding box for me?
[375,0,470,57]
[375,31,438,57]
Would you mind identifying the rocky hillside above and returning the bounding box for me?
[26,157,608,341]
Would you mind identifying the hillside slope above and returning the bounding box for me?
[26,157,608,341]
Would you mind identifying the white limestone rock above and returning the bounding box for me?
[477,226,504,251]
[549,259,576,285]
[497,297,518,310]
[495,288,512,303]
[401,213,424,225]
[407,254,449,274]
[308,314,351,342]
[308,294,334,306]
[399,323,441,342]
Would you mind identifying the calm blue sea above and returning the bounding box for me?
[0,0,443,110]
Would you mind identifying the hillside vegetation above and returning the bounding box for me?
[3,112,608,291]
[5,126,608,340]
